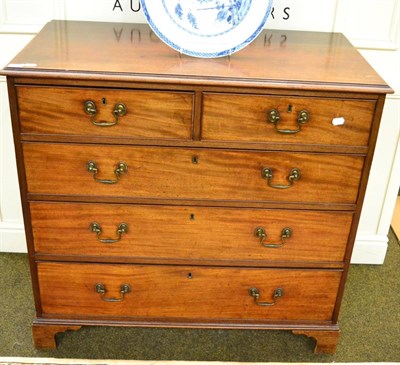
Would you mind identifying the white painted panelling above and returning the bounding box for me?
[63,0,145,24]
[0,81,22,222]
[0,34,34,68]
[335,0,399,50]
[0,33,34,252]
[0,0,146,32]
[354,92,399,264]
[358,97,400,232]
[0,0,340,33]
[359,49,400,95]
[0,0,64,33]
[355,45,400,261]
[1,0,397,41]
[378,128,400,235]
[268,0,338,31]
[2,0,57,23]
[0,34,32,252]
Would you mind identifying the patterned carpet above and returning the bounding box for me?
[0,358,288,365]
[1,360,399,365]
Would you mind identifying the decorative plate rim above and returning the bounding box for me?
[141,0,274,58]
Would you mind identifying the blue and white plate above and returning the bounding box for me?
[141,0,273,58]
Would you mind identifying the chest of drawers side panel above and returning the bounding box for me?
[331,94,389,323]
[5,77,44,316]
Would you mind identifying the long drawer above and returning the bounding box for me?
[16,86,194,140]
[23,143,364,205]
[37,262,342,321]
[202,93,375,147]
[30,202,353,264]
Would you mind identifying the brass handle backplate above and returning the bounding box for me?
[86,160,128,184]
[254,227,292,248]
[268,109,309,134]
[90,222,128,244]
[84,100,127,127]
[249,287,283,306]
[95,283,130,302]
[261,167,301,189]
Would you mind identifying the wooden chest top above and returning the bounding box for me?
[2,20,392,93]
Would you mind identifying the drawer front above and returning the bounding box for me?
[17,86,193,140]
[23,143,364,205]
[202,93,376,146]
[30,202,352,264]
[38,262,342,321]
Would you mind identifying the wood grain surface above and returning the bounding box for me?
[23,143,364,205]
[30,202,352,264]
[202,93,376,146]
[17,86,194,140]
[37,262,342,321]
[2,21,391,94]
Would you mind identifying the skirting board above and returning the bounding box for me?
[0,224,390,264]
[0,222,26,253]
[351,233,389,265]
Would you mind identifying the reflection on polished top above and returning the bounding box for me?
[3,20,392,93]
[162,0,253,36]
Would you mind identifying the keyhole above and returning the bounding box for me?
[192,156,199,164]
[187,272,193,279]
[287,105,293,113]
[102,98,107,105]
[190,214,195,220]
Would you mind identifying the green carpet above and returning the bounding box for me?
[1,230,399,362]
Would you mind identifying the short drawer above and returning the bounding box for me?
[37,262,342,321]
[23,143,364,205]
[30,202,353,265]
[16,86,193,140]
[202,93,376,147]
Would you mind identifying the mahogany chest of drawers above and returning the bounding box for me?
[2,20,392,354]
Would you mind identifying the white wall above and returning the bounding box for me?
[1,0,399,263]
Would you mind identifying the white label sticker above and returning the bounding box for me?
[7,63,37,68]
[332,117,345,126]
